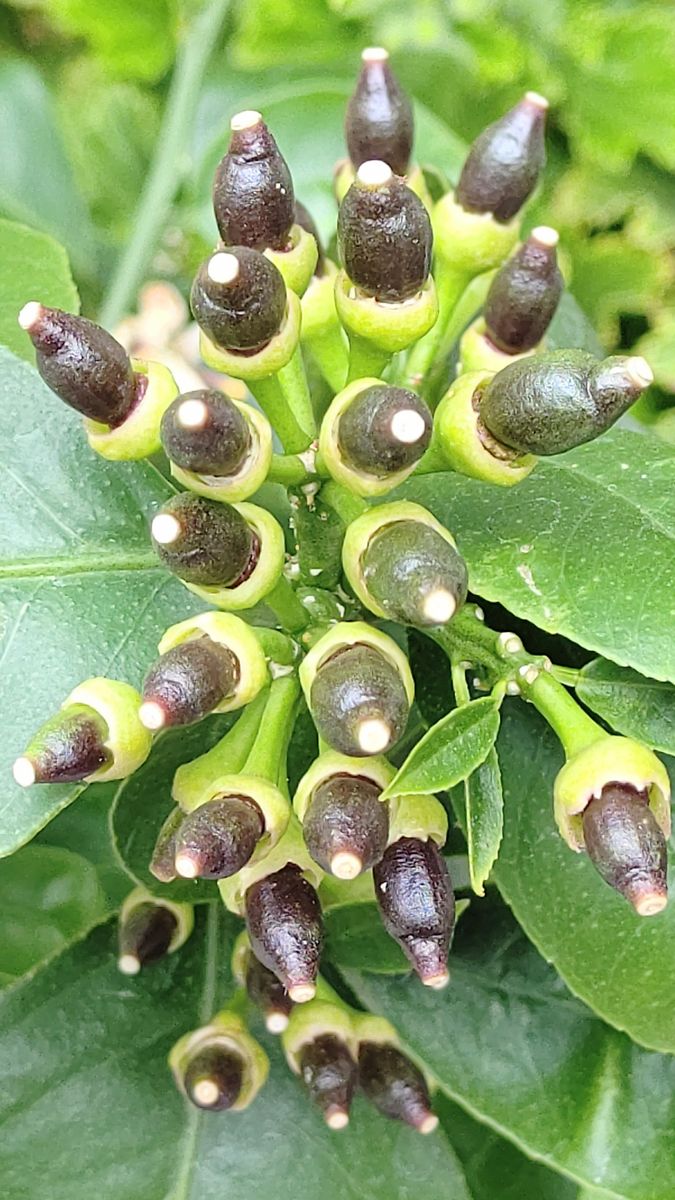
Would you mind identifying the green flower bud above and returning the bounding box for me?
[191,247,287,353]
[582,783,668,916]
[354,1014,437,1134]
[13,677,152,787]
[338,161,432,302]
[483,226,563,353]
[170,1010,268,1113]
[283,999,358,1129]
[117,886,193,976]
[345,47,414,177]
[479,349,654,457]
[245,864,324,1003]
[232,933,295,1033]
[174,795,265,880]
[149,806,184,884]
[373,835,455,989]
[434,370,536,487]
[213,111,295,252]
[334,267,437,357]
[150,492,257,588]
[455,92,548,223]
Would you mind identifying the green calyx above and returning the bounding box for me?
[219,813,323,916]
[156,612,269,713]
[199,288,301,382]
[319,378,429,497]
[385,792,448,845]
[282,998,357,1073]
[85,358,178,461]
[293,750,394,824]
[183,502,285,611]
[432,190,519,275]
[334,268,438,355]
[169,1009,269,1112]
[458,316,538,374]
[265,223,318,296]
[170,400,273,503]
[118,885,193,974]
[432,370,537,486]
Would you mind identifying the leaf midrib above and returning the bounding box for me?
[0,552,160,579]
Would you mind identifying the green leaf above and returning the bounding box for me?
[36,782,133,909]
[481,700,675,1054]
[400,430,675,684]
[567,235,669,346]
[48,0,178,82]
[0,912,472,1200]
[464,747,503,896]
[325,902,410,974]
[347,898,675,1200]
[0,219,79,362]
[0,347,206,856]
[0,844,106,982]
[577,658,675,756]
[635,315,675,393]
[385,696,500,798]
[545,290,604,358]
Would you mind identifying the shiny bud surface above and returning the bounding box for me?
[345,47,414,176]
[245,953,294,1033]
[303,773,389,878]
[151,493,256,588]
[359,1041,437,1133]
[13,703,111,787]
[484,226,563,353]
[174,795,264,880]
[338,163,432,301]
[310,643,410,758]
[184,1045,244,1112]
[455,92,548,223]
[190,247,287,353]
[245,863,324,1002]
[117,901,178,975]
[299,1033,358,1128]
[363,520,468,627]
[140,637,239,730]
[160,389,252,477]
[213,110,294,251]
[149,806,184,884]
[337,384,432,476]
[374,836,454,987]
[582,783,668,916]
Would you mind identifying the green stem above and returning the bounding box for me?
[276,347,317,450]
[304,326,349,394]
[243,674,300,781]
[550,664,582,687]
[99,0,230,328]
[268,453,316,488]
[320,480,369,527]
[253,627,297,665]
[171,689,268,809]
[518,670,602,758]
[346,332,390,383]
[400,264,470,391]
[451,659,471,706]
[265,575,309,633]
[248,374,312,455]
[429,607,504,680]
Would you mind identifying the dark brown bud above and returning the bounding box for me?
[245,952,294,1033]
[303,773,389,879]
[245,864,324,1003]
[19,303,139,426]
[337,162,432,301]
[373,837,454,988]
[299,1033,358,1129]
[174,796,264,880]
[150,492,257,588]
[117,901,178,975]
[309,643,411,757]
[345,47,414,177]
[363,520,468,628]
[183,1045,244,1111]
[455,92,548,223]
[160,389,252,477]
[12,703,111,787]
[337,384,432,476]
[358,1041,437,1133]
[190,247,287,353]
[582,783,668,916]
[484,226,563,353]
[149,806,184,884]
[140,637,239,731]
[295,199,325,274]
[213,110,295,251]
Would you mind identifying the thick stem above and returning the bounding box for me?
[346,332,391,383]
[400,265,469,391]
[172,689,269,809]
[276,347,317,451]
[320,481,369,528]
[518,669,602,758]
[265,575,310,633]
[243,674,300,782]
[304,326,349,394]
[248,374,313,454]
[268,454,317,488]
[99,0,231,328]
[253,628,297,665]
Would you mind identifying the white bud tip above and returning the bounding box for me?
[634,891,668,917]
[362,46,389,63]
[326,1109,350,1130]
[18,301,43,332]
[192,1079,221,1106]
[625,356,653,389]
[357,160,393,188]
[139,701,167,731]
[208,252,240,286]
[178,398,210,429]
[118,954,141,977]
[423,970,450,991]
[418,1113,439,1135]
[288,982,316,1004]
[357,717,391,755]
[265,1011,290,1034]
[175,852,200,879]
[525,91,549,110]
[331,851,363,880]
[531,225,559,248]
[151,512,182,545]
[422,589,456,625]
[231,109,262,132]
[390,409,427,445]
[12,757,36,787]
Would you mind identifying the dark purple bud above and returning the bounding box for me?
[345,47,414,177]
[149,807,184,884]
[213,111,295,251]
[174,796,264,880]
[455,93,548,223]
[309,643,410,757]
[299,1033,358,1129]
[245,864,324,1002]
[337,384,432,476]
[190,247,287,353]
[13,703,111,787]
[160,389,252,477]
[150,492,257,588]
[117,901,178,975]
[303,773,389,878]
[140,637,239,730]
[245,952,294,1033]
[359,1041,437,1133]
[338,162,432,301]
[183,1044,244,1111]
[582,782,668,916]
[373,836,454,988]
[484,226,563,353]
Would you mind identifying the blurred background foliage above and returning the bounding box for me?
[0,0,673,420]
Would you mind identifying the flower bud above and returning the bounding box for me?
[170,1011,268,1114]
[140,637,240,730]
[483,226,563,354]
[245,863,324,1002]
[184,1045,245,1111]
[337,384,432,476]
[338,162,432,301]
[150,492,257,588]
[303,773,389,879]
[245,952,294,1033]
[455,92,548,223]
[345,47,414,177]
[213,110,295,251]
[478,349,654,457]
[299,1034,358,1128]
[190,247,287,353]
[373,836,454,988]
[18,303,138,426]
[582,783,668,915]
[358,1031,437,1133]
[118,887,193,975]
[174,795,265,880]
[149,806,184,884]
[310,644,411,757]
[361,518,468,628]
[160,389,252,477]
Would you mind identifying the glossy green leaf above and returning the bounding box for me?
[0,844,106,982]
[0,219,79,361]
[464,747,503,895]
[325,896,471,976]
[0,347,205,856]
[347,899,675,1200]
[385,696,500,798]
[577,658,675,756]
[477,700,675,1053]
[0,912,472,1200]
[400,430,675,684]
[36,782,133,909]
